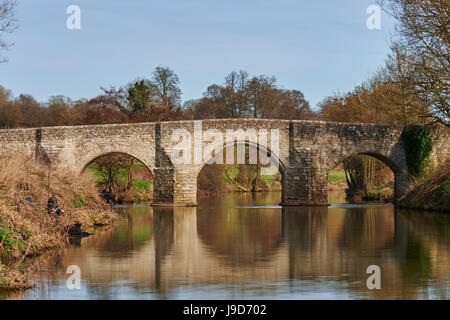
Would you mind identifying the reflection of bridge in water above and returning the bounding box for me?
[47,200,449,300]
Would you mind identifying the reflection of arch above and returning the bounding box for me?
[98,207,154,254]
[196,204,283,266]
[80,151,154,176]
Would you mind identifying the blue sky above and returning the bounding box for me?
[0,0,396,110]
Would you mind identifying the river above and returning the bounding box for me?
[8,192,450,300]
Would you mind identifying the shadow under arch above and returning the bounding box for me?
[327,151,398,202]
[197,139,287,201]
[80,151,155,175]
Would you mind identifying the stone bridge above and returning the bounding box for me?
[0,119,447,206]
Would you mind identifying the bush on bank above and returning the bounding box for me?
[399,162,450,213]
[0,155,117,291]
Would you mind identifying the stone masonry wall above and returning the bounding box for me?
[288,121,412,205]
[0,119,447,206]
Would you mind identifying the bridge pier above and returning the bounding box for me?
[152,168,174,206]
[394,170,415,204]
[153,167,200,206]
[173,167,199,206]
[281,166,328,206]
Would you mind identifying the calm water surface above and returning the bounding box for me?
[10,192,450,299]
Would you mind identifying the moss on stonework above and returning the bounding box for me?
[402,125,433,178]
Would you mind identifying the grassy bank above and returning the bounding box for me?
[197,165,282,197]
[86,163,153,203]
[0,155,117,291]
[327,169,394,201]
[399,164,450,212]
[328,169,347,193]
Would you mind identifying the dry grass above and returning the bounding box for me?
[0,154,117,291]
[400,162,450,212]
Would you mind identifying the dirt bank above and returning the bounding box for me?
[0,155,117,291]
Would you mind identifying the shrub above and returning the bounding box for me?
[402,125,433,177]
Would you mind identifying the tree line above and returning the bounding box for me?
[0,0,447,128]
[0,66,318,129]
[0,2,447,129]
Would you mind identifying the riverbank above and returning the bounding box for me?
[327,169,394,202]
[399,164,450,213]
[0,155,117,291]
[86,162,153,204]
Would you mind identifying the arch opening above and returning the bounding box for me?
[82,152,154,204]
[327,153,396,204]
[197,141,286,205]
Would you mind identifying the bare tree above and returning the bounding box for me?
[151,66,182,109]
[380,44,430,124]
[379,0,449,126]
[191,71,311,120]
[223,70,249,117]
[0,85,20,128]
[245,75,277,118]
[16,94,49,127]
[0,0,17,63]
[274,90,311,120]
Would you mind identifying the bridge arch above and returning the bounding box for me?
[327,148,409,203]
[329,150,402,176]
[196,139,287,176]
[80,151,154,175]
[80,151,155,203]
[195,139,287,203]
